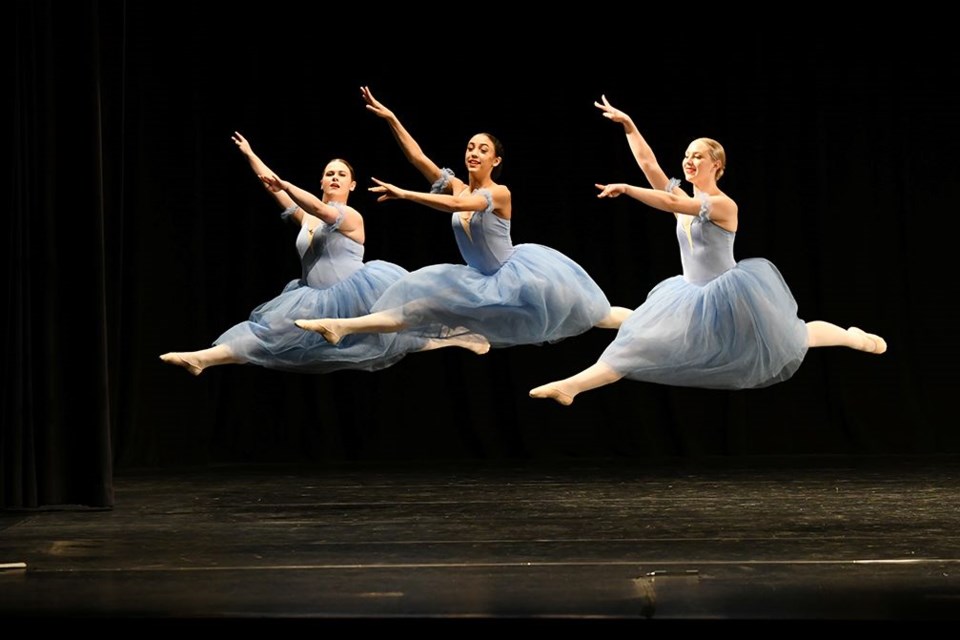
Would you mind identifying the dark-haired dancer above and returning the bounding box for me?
[296,87,632,349]
[161,131,488,376]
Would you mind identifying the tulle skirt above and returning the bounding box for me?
[215,260,424,373]
[370,243,611,347]
[600,258,808,389]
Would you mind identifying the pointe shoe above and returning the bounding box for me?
[294,319,342,345]
[529,384,574,406]
[159,352,203,376]
[849,327,887,355]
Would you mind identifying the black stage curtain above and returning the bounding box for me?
[5,1,124,508]
[5,3,958,508]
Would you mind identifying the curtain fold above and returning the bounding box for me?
[4,0,118,509]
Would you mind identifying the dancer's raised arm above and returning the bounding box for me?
[594,95,675,193]
[232,131,299,214]
[362,86,458,191]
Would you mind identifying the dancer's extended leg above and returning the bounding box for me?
[529,362,623,406]
[806,321,887,354]
[159,344,242,376]
[295,310,405,346]
[594,306,634,329]
[421,332,491,355]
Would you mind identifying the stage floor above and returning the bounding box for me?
[2,455,959,626]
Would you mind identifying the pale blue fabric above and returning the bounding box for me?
[599,186,808,389]
[214,204,425,373]
[370,184,611,348]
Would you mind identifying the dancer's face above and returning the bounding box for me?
[321,160,356,201]
[464,134,501,179]
[682,140,720,184]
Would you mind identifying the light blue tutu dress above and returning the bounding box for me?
[369,169,611,348]
[599,180,808,389]
[214,203,424,373]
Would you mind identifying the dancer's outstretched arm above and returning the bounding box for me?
[595,182,737,227]
[260,174,363,237]
[370,177,509,215]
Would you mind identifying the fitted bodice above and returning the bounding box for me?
[450,189,516,275]
[676,210,737,286]
[287,203,363,289]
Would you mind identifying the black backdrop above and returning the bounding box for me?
[6,1,958,507]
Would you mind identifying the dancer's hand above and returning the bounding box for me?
[369,177,406,202]
[594,95,634,130]
[259,174,285,193]
[595,183,627,198]
[232,131,252,155]
[361,86,395,121]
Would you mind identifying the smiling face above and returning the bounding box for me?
[321,159,356,202]
[682,138,725,186]
[463,134,502,181]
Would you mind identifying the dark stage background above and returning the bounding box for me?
[6,1,958,507]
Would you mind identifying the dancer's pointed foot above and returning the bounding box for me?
[529,383,574,406]
[159,352,203,376]
[295,319,342,345]
[452,333,491,355]
[849,327,887,354]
